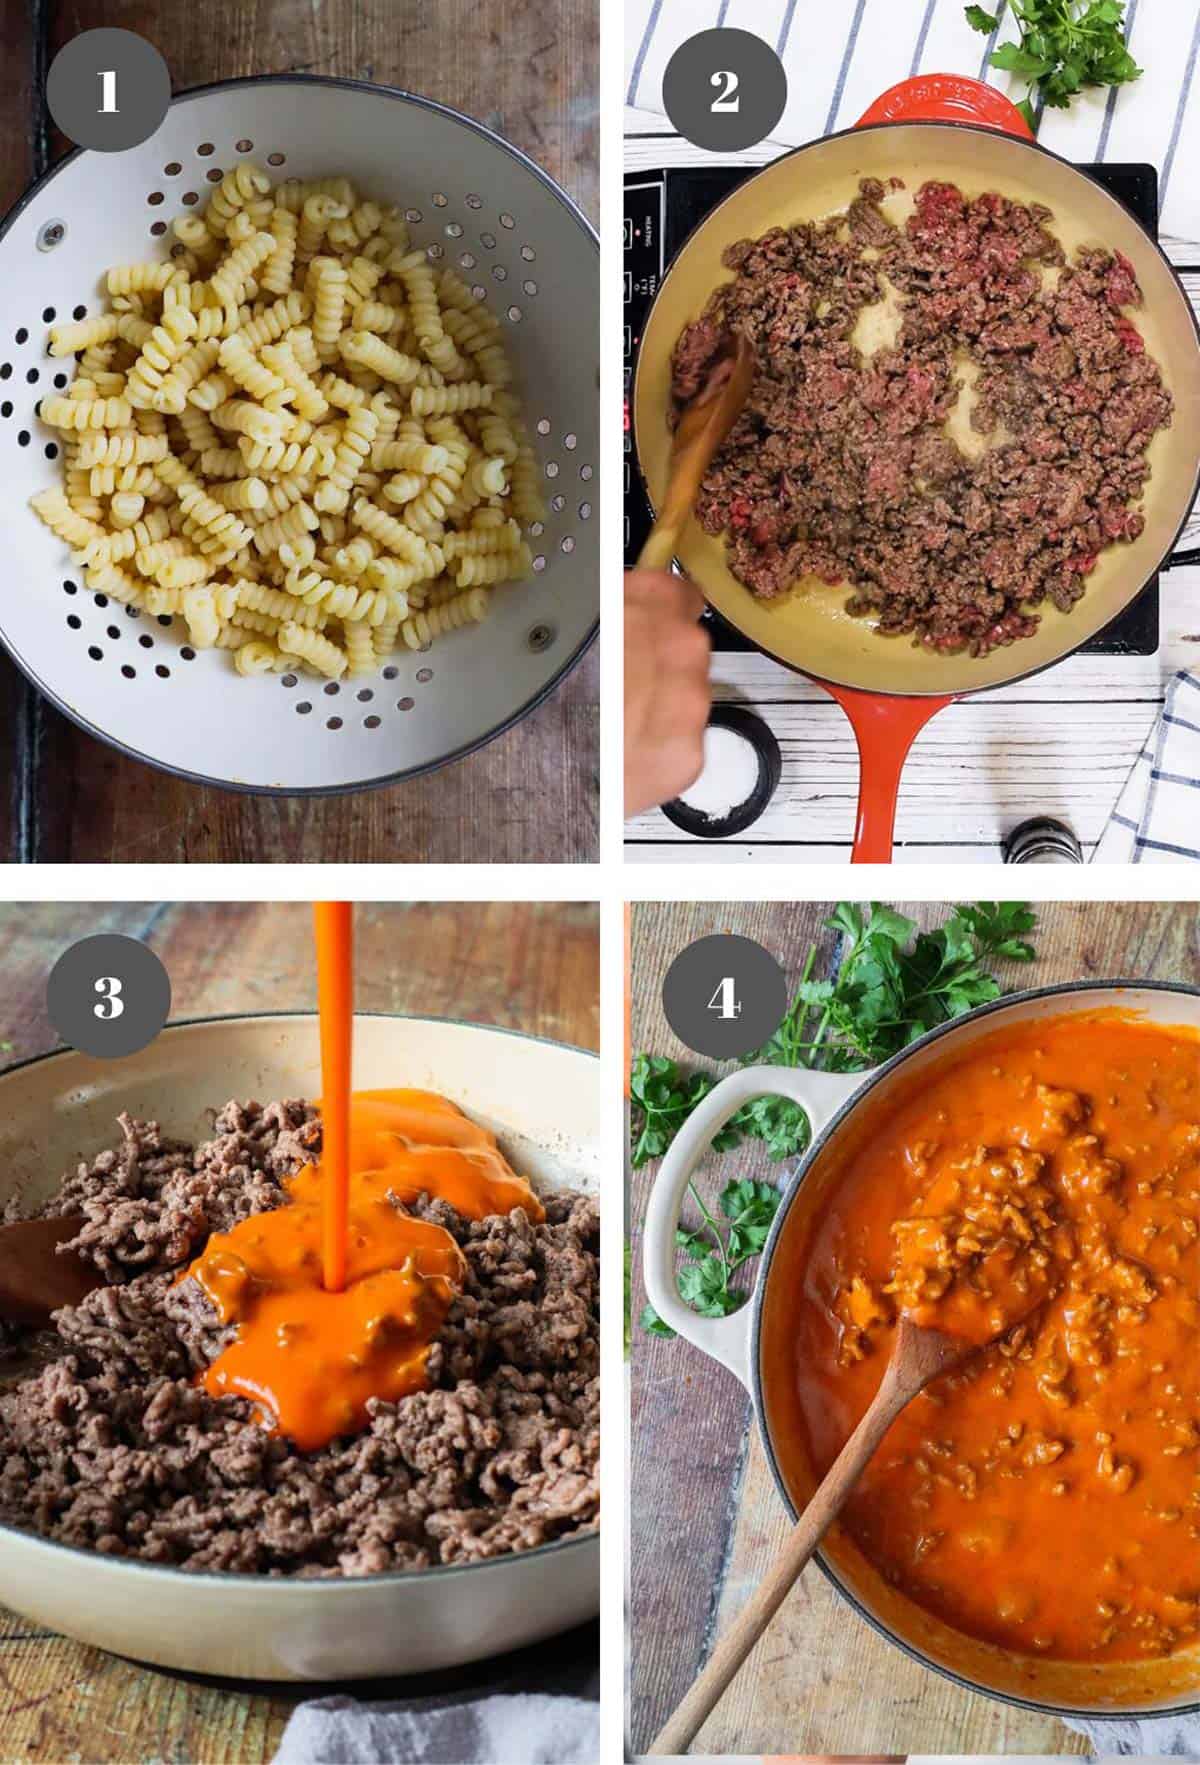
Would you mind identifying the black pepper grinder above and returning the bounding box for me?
[1003,817,1084,864]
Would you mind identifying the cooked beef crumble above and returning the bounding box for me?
[671,178,1172,655]
[0,1101,599,1576]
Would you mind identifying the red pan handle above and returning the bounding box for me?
[856,73,1035,137]
[824,685,954,863]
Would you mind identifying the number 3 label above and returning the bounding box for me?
[47,933,170,1058]
[710,69,740,113]
[93,975,124,1020]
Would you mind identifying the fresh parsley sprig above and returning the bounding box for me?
[635,902,1037,1338]
[966,1,1142,134]
[640,1174,784,1337]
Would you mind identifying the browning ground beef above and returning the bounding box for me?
[671,178,1173,655]
[0,1101,599,1576]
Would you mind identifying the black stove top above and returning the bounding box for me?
[624,161,1161,657]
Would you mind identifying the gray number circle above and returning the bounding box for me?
[662,933,788,1061]
[46,29,171,154]
[663,28,788,154]
[47,934,171,1059]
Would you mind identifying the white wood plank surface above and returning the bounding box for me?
[623,106,1200,863]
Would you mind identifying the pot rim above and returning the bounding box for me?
[631,117,1200,699]
[748,976,1200,1718]
[0,1010,599,1593]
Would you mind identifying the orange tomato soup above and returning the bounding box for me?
[186,1088,544,1451]
[777,1012,1200,1664]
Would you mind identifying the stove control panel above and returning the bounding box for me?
[623,178,664,566]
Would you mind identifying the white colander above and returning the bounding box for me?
[0,76,598,794]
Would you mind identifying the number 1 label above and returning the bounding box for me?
[98,69,118,113]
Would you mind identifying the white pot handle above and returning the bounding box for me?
[642,1063,865,1389]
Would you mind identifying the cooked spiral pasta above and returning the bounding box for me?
[314,407,378,515]
[454,544,533,588]
[233,580,327,629]
[218,333,292,406]
[258,339,329,422]
[260,209,298,297]
[308,258,349,364]
[410,382,492,418]
[29,164,550,678]
[126,307,198,410]
[48,313,122,357]
[205,164,272,238]
[400,587,490,648]
[340,331,420,386]
[253,500,320,556]
[277,622,348,678]
[41,394,133,431]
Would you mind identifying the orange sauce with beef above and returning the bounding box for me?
[779,1013,1200,1663]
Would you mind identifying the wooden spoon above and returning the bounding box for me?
[0,1214,98,1326]
[637,331,755,573]
[647,1314,984,1757]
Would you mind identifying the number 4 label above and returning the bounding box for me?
[98,70,118,113]
[707,976,741,1020]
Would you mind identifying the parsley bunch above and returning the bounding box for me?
[966,1,1142,134]
[634,902,1037,1338]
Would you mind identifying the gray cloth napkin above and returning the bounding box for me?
[274,1691,599,1765]
[1067,1715,1200,1756]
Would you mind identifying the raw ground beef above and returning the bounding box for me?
[0,1101,599,1576]
[671,177,1173,655]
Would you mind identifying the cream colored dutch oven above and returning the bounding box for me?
[644,980,1200,1717]
[0,1013,599,1681]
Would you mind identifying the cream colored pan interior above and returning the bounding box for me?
[635,123,1200,697]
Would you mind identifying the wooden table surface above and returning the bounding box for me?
[628,899,1200,1756]
[0,899,598,1763]
[622,108,1200,864]
[0,0,598,864]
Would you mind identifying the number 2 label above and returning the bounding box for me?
[98,69,118,113]
[707,977,741,1020]
[94,975,124,1020]
[710,69,739,113]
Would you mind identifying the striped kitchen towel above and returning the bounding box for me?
[625,0,1200,243]
[1093,670,1200,864]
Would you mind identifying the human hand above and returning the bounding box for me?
[624,569,711,818]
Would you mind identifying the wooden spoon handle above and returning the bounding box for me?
[637,443,711,573]
[636,522,680,573]
[647,1367,912,1757]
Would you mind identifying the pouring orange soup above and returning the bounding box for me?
[774,1012,1200,1664]
[182,904,543,1451]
